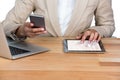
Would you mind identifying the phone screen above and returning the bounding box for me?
[30,15,46,30]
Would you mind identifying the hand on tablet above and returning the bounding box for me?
[76,29,101,43]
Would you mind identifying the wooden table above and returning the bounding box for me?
[0,37,120,80]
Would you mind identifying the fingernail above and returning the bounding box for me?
[80,40,84,44]
[41,28,44,30]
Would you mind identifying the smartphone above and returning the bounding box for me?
[30,14,46,30]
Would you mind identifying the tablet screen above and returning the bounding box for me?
[63,39,105,53]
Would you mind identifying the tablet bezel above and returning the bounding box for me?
[63,39,105,53]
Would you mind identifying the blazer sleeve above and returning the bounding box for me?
[90,0,115,37]
[2,0,35,36]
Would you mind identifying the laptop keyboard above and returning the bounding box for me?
[9,46,30,55]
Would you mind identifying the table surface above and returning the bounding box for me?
[0,37,120,80]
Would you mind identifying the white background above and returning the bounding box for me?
[0,0,120,38]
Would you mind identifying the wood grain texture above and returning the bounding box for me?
[0,37,120,80]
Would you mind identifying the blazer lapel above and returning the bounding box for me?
[46,0,62,36]
[64,0,89,36]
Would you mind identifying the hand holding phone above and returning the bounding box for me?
[30,14,46,30]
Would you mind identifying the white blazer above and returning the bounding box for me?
[2,0,115,37]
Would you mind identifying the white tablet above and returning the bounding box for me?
[63,39,105,53]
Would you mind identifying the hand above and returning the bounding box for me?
[76,29,101,43]
[16,22,47,38]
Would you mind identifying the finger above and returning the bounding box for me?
[81,33,88,43]
[89,32,95,42]
[93,32,99,41]
[97,36,101,42]
[25,22,34,28]
[27,32,37,38]
[76,34,82,39]
[35,31,47,35]
[31,28,45,33]
[81,31,91,42]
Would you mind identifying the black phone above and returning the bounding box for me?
[30,14,46,30]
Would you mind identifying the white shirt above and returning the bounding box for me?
[58,0,75,35]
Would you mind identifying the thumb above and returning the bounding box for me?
[25,22,34,28]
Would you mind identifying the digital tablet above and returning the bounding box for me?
[63,39,105,53]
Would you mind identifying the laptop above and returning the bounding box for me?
[0,24,49,59]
